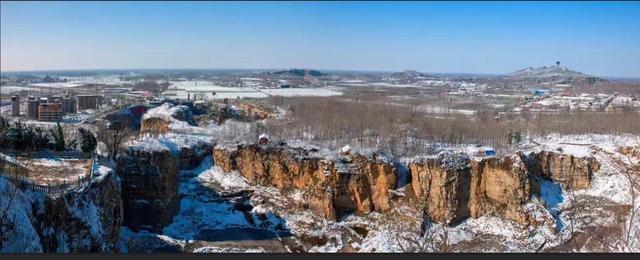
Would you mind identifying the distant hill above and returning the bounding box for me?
[270,69,328,77]
[507,65,607,84]
[391,70,430,79]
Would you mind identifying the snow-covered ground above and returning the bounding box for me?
[259,88,342,97]
[0,178,43,253]
[163,81,342,100]
[0,85,38,94]
[28,83,86,88]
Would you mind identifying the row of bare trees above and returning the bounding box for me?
[262,96,640,156]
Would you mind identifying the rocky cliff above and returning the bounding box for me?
[469,155,532,225]
[408,152,471,224]
[178,140,212,171]
[213,143,559,226]
[408,153,543,226]
[212,143,397,220]
[521,151,600,190]
[0,166,122,253]
[140,118,171,136]
[116,140,180,232]
[140,103,202,136]
[37,170,123,252]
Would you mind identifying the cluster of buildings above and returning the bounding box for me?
[11,94,103,122]
[527,93,640,112]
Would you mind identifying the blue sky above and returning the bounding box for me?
[1,1,639,77]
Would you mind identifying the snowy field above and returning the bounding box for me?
[28,83,86,88]
[259,88,342,97]
[64,75,132,85]
[0,86,38,94]
[163,80,342,100]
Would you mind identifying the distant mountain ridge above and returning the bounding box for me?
[507,65,607,84]
[270,69,328,77]
[391,70,430,78]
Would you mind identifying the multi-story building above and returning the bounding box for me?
[38,102,63,122]
[61,95,77,114]
[11,94,20,116]
[26,96,39,119]
[77,95,102,110]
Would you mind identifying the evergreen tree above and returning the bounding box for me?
[54,122,65,151]
[78,128,97,153]
[0,116,6,131]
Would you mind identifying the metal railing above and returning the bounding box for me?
[0,153,96,196]
[0,149,92,159]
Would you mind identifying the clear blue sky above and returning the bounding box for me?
[1,1,639,77]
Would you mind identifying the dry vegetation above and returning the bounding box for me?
[261,96,640,156]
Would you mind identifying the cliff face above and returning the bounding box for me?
[522,151,600,190]
[212,142,601,229]
[408,153,537,226]
[140,118,171,136]
[0,168,122,253]
[212,144,397,220]
[408,153,471,224]
[469,155,532,225]
[116,146,180,232]
[178,141,212,171]
[37,171,123,252]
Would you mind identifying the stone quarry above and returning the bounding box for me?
[212,142,602,227]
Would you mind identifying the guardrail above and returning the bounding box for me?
[0,153,96,196]
[0,149,92,159]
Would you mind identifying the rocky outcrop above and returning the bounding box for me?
[0,167,122,253]
[213,145,237,173]
[140,118,171,136]
[140,103,197,135]
[408,153,538,226]
[213,141,602,228]
[37,170,123,252]
[177,141,212,170]
[521,151,600,190]
[408,152,471,224]
[116,142,180,232]
[212,143,397,220]
[469,155,532,225]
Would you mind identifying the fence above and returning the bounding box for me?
[0,154,96,196]
[0,149,92,159]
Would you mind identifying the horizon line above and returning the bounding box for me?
[4,66,635,79]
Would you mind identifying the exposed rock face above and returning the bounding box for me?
[0,168,122,253]
[214,104,241,126]
[214,141,602,229]
[469,155,531,225]
[140,103,197,135]
[212,144,397,220]
[521,151,600,190]
[213,145,237,173]
[140,118,171,136]
[38,171,123,252]
[177,141,212,170]
[408,153,537,226]
[408,152,471,224]
[116,145,180,232]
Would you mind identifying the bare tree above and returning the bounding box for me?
[97,119,135,161]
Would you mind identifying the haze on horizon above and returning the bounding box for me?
[1,1,639,77]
